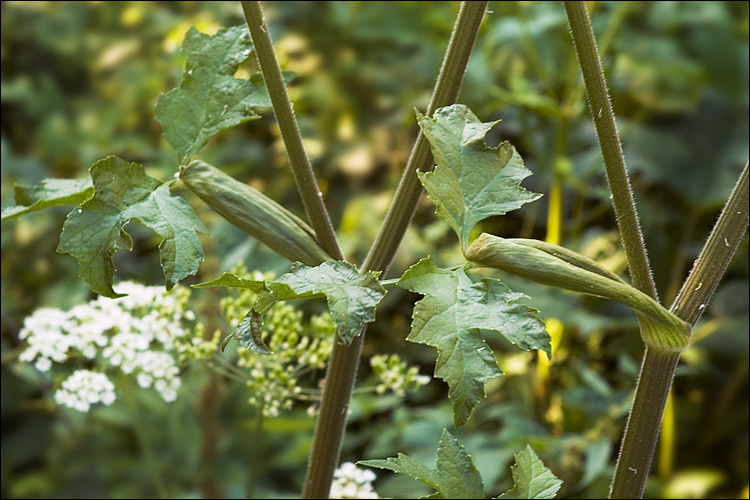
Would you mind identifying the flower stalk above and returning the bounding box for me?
[302,2,488,497]
[565,1,749,496]
[240,1,344,262]
[564,1,658,301]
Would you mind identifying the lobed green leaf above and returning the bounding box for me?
[398,257,549,426]
[195,261,385,348]
[1,178,93,222]
[497,446,562,499]
[417,104,542,249]
[359,429,483,499]
[155,26,293,161]
[57,156,206,298]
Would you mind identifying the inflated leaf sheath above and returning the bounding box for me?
[466,233,691,350]
[180,160,330,266]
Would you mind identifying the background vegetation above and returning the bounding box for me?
[1,1,747,498]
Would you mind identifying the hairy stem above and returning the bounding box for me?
[302,2,487,498]
[564,1,658,301]
[362,0,488,273]
[669,162,749,325]
[610,348,681,498]
[241,1,344,261]
[610,161,749,498]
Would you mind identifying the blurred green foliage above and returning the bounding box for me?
[1,1,747,499]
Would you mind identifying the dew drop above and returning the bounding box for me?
[698,304,705,310]
[77,209,83,213]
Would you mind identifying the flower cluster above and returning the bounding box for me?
[174,322,222,364]
[330,462,379,499]
[235,303,335,417]
[53,369,116,413]
[18,282,207,411]
[220,264,334,418]
[369,353,431,397]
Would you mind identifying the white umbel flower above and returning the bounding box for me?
[132,351,181,402]
[18,308,75,371]
[330,462,379,499]
[19,281,193,406]
[54,370,116,412]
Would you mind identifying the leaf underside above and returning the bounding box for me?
[57,156,206,298]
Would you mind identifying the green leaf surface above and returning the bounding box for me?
[57,156,206,298]
[193,272,267,293]
[359,454,440,492]
[195,261,385,346]
[497,445,562,499]
[398,257,549,427]
[155,26,292,161]
[1,178,93,222]
[359,429,484,499]
[417,104,542,248]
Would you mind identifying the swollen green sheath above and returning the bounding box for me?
[180,160,330,266]
[466,233,691,351]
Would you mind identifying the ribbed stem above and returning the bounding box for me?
[241,1,344,261]
[302,2,488,498]
[564,1,658,301]
[670,163,749,325]
[610,348,681,498]
[362,0,488,273]
[610,161,749,498]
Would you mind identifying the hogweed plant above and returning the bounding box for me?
[2,1,748,499]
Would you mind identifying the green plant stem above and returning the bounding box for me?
[301,3,487,498]
[564,1,658,301]
[669,162,749,325]
[610,347,681,498]
[241,1,344,261]
[119,371,168,499]
[610,161,749,498]
[362,0,487,274]
[197,240,224,499]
